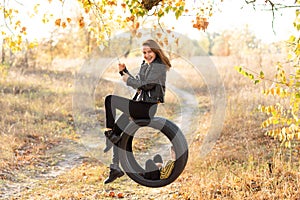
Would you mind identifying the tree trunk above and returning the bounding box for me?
[24,49,29,68]
[86,30,91,55]
[9,50,13,66]
[1,39,4,64]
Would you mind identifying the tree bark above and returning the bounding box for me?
[1,39,4,64]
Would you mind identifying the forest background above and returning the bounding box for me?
[1,0,300,199]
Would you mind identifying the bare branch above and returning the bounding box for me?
[243,0,299,35]
[245,0,256,4]
[260,4,300,10]
[90,0,122,62]
[3,0,15,35]
[157,17,165,34]
[156,5,166,34]
[12,0,23,6]
[265,0,276,34]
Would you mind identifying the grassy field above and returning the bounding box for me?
[1,55,300,199]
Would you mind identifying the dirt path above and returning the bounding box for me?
[0,140,88,199]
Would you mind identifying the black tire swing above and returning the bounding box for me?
[118,117,189,188]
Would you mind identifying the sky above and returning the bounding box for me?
[169,0,297,43]
[208,0,296,43]
[1,0,297,44]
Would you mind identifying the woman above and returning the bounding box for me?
[103,39,171,184]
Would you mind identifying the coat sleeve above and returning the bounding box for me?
[126,64,165,90]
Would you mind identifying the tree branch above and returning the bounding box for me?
[3,0,15,35]
[244,0,299,35]
[12,0,23,6]
[245,0,256,4]
[265,0,276,34]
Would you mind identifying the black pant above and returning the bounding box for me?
[144,159,160,180]
[104,95,158,165]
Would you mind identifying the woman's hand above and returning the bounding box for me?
[118,63,126,71]
[122,73,129,82]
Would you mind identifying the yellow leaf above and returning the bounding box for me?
[278,132,283,141]
[281,127,286,135]
[276,87,281,96]
[15,20,21,27]
[270,88,275,95]
[285,141,291,148]
[261,120,268,128]
[258,105,265,112]
[287,53,293,60]
[289,35,296,43]
[296,131,300,140]
[34,4,40,14]
[28,42,38,49]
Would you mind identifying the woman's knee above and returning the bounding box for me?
[105,95,112,106]
[148,104,158,118]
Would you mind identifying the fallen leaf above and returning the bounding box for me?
[117,192,124,198]
[109,191,115,197]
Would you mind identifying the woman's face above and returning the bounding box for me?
[142,45,156,64]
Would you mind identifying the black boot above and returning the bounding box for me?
[103,130,113,153]
[104,130,122,144]
[103,136,113,153]
[104,164,124,184]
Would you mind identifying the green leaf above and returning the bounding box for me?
[158,10,164,18]
[259,71,264,79]
[175,10,182,19]
[165,6,171,13]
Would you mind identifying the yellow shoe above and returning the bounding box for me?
[160,160,175,179]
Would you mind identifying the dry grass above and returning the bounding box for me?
[0,68,77,183]
[1,54,300,199]
[174,54,300,200]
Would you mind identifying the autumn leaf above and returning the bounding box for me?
[66,18,71,23]
[109,191,115,197]
[55,18,61,26]
[20,27,27,34]
[79,17,85,28]
[135,22,140,29]
[62,22,67,28]
[137,32,142,38]
[163,37,169,46]
[15,20,21,27]
[117,192,124,198]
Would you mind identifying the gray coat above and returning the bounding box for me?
[126,58,166,103]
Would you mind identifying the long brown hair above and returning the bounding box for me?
[142,39,171,69]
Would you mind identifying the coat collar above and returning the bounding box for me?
[142,56,162,66]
